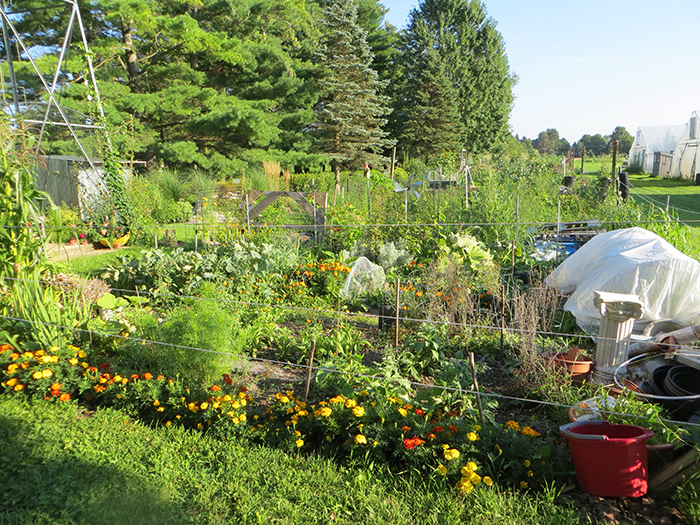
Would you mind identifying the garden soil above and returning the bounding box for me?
[47,242,114,262]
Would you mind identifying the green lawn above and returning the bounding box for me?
[0,396,582,525]
[627,173,700,223]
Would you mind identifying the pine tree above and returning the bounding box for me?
[314,0,394,195]
[402,48,466,161]
[400,0,515,154]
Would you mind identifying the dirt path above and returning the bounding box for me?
[47,242,115,262]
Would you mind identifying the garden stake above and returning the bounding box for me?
[154,233,158,249]
[666,195,670,214]
[469,352,484,426]
[500,284,505,354]
[395,278,400,346]
[304,340,316,403]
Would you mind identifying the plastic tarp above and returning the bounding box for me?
[340,256,386,300]
[544,227,700,333]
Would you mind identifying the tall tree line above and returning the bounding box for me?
[2,0,515,175]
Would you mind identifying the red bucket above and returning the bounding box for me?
[560,421,653,497]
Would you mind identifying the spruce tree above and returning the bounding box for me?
[402,48,466,161]
[399,0,515,155]
[314,0,394,195]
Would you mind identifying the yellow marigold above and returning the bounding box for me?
[505,420,520,432]
[359,390,369,396]
[436,464,447,476]
[461,462,478,474]
[298,410,309,417]
[483,476,493,487]
[295,439,304,448]
[78,350,86,358]
[398,408,408,417]
[523,459,531,468]
[443,448,460,461]
[7,363,18,372]
[157,407,164,412]
[472,425,481,432]
[35,350,45,357]
[32,371,43,380]
[223,394,232,402]
[114,375,122,383]
[51,383,61,390]
[319,407,332,417]
[456,478,473,493]
[9,352,19,360]
[466,432,479,442]
[68,358,78,365]
[165,421,172,427]
[239,414,247,422]
[14,384,24,391]
[329,395,345,404]
[345,398,357,409]
[354,434,367,445]
[520,481,528,490]
[352,406,365,417]
[286,407,294,414]
[313,410,320,416]
[527,470,534,477]
[153,399,160,406]
[21,362,30,369]
[23,351,34,359]
[200,402,209,410]
[41,369,53,378]
[470,472,481,485]
[279,395,290,404]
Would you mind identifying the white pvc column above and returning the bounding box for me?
[592,291,643,384]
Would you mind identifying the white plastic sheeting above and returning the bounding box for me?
[628,125,685,174]
[545,227,700,333]
[670,111,700,179]
[340,256,386,300]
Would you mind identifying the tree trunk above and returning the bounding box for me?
[121,19,140,91]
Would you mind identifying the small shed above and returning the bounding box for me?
[628,125,685,174]
[670,111,700,180]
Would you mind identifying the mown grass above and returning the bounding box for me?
[0,396,583,525]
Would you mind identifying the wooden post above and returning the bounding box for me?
[304,340,316,403]
[666,195,670,214]
[390,147,396,180]
[395,278,400,346]
[580,147,585,174]
[469,352,485,426]
[611,140,619,186]
[154,233,158,249]
[500,284,506,354]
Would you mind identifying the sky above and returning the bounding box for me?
[380,0,700,144]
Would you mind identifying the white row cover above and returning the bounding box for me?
[545,227,700,333]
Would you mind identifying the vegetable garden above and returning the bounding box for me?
[2,121,700,524]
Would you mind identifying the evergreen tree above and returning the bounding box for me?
[399,0,515,155]
[314,0,394,194]
[402,49,465,161]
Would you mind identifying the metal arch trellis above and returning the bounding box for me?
[0,0,109,176]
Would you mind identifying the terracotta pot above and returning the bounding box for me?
[552,348,594,384]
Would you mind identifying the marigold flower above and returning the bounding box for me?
[41,369,53,378]
[59,393,71,402]
[153,400,160,406]
[7,363,18,373]
[527,470,534,477]
[23,351,34,359]
[522,426,541,437]
[295,439,304,448]
[10,352,20,360]
[432,425,445,433]
[523,459,531,468]
[358,390,369,396]
[436,464,447,476]
[466,432,479,442]
[69,358,79,365]
[456,478,473,493]
[319,407,332,417]
[520,481,528,490]
[51,383,61,390]
[401,426,411,433]
[461,462,478,474]
[483,476,493,487]
[210,384,221,392]
[505,420,520,432]
[398,408,408,417]
[443,448,460,460]
[354,434,368,445]
[344,398,357,409]
[415,409,424,416]
[279,395,290,404]
[14,384,24,391]
[426,433,436,440]
[403,437,426,450]
[32,371,43,380]
[6,378,17,387]
[449,424,458,433]
[352,406,365,417]
[200,402,209,410]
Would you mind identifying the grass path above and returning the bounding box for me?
[0,396,582,525]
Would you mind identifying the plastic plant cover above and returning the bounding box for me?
[544,227,700,333]
[340,256,386,300]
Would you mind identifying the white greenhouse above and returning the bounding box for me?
[670,111,700,180]
[628,125,685,174]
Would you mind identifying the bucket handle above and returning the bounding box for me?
[560,421,654,442]
[560,421,608,441]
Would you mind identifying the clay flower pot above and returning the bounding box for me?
[551,348,594,384]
